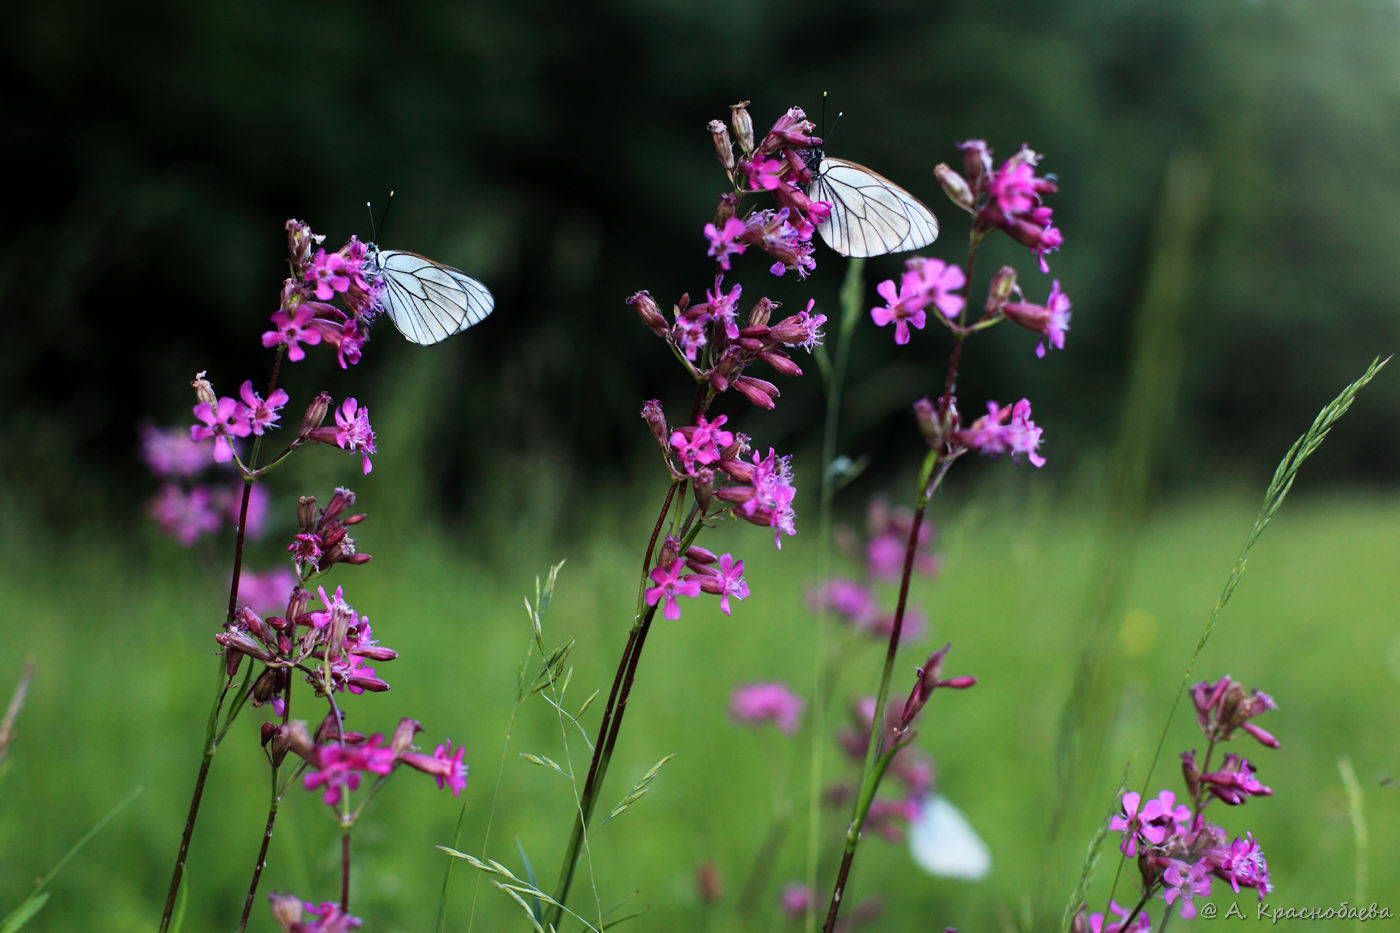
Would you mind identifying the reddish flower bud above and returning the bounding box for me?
[300,392,332,435]
[986,266,1017,313]
[685,545,718,565]
[691,466,714,513]
[297,495,317,532]
[640,399,670,453]
[734,375,779,410]
[934,162,975,211]
[759,350,802,378]
[747,296,776,328]
[913,397,941,448]
[708,119,735,173]
[730,100,754,153]
[628,290,669,338]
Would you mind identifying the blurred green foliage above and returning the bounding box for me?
[1,488,1396,929]
[3,0,1398,528]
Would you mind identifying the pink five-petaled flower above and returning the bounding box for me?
[695,552,749,615]
[952,398,1046,468]
[903,257,966,321]
[1208,833,1272,899]
[191,396,252,463]
[723,447,798,547]
[670,414,735,475]
[236,380,290,435]
[730,682,803,734]
[645,559,702,621]
[1162,858,1212,920]
[704,216,749,271]
[743,157,786,191]
[1108,790,1168,858]
[150,484,222,544]
[262,305,324,362]
[400,741,470,797]
[305,248,351,300]
[334,398,376,474]
[870,276,928,345]
[1086,900,1152,933]
[301,738,395,808]
[1002,279,1072,358]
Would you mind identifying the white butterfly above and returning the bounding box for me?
[807,156,940,258]
[368,246,495,346]
[908,794,992,880]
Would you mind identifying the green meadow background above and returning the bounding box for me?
[5,0,1400,929]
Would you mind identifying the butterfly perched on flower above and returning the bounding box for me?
[366,245,495,345]
[806,154,940,258]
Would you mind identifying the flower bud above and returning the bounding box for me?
[959,139,992,192]
[191,371,216,407]
[985,266,1017,313]
[301,392,332,435]
[759,350,802,378]
[746,296,776,328]
[253,665,289,703]
[297,495,318,532]
[934,163,975,211]
[730,100,754,153]
[691,466,714,513]
[628,290,669,338]
[734,375,779,410]
[708,119,735,173]
[657,535,681,570]
[391,718,423,755]
[913,397,941,448]
[640,399,669,452]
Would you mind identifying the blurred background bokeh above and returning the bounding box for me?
[3,0,1398,929]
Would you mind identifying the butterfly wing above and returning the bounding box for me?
[808,157,940,258]
[375,249,495,346]
[908,794,992,880]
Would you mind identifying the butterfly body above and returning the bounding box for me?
[369,246,494,345]
[806,155,940,258]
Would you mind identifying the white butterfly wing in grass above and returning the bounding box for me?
[808,156,940,258]
[373,248,495,345]
[908,794,992,880]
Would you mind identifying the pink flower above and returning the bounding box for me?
[730,682,803,734]
[236,380,290,435]
[1108,790,1168,858]
[150,484,222,544]
[870,276,927,345]
[1207,833,1272,899]
[401,741,470,797]
[903,257,967,321]
[670,414,735,475]
[262,305,324,362]
[236,567,297,617]
[695,553,749,615]
[1001,279,1071,358]
[333,398,376,474]
[1162,858,1212,919]
[728,447,797,547]
[706,276,743,339]
[704,216,749,271]
[140,424,209,477]
[743,157,786,191]
[952,398,1046,468]
[305,248,351,300]
[645,559,702,621]
[780,883,813,920]
[191,396,252,463]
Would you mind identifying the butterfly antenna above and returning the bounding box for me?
[367,190,396,243]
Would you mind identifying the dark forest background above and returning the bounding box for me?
[5,0,1398,534]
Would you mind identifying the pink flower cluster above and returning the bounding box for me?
[729,682,804,734]
[190,378,290,464]
[143,423,271,545]
[1085,675,1277,929]
[631,287,825,410]
[705,102,836,278]
[644,542,751,621]
[940,140,1064,273]
[869,257,967,345]
[808,498,941,643]
[261,222,384,369]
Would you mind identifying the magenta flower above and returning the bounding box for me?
[1202,753,1272,804]
[704,216,749,271]
[236,566,297,617]
[401,741,470,797]
[150,484,222,544]
[807,579,879,628]
[191,396,252,463]
[1002,279,1072,358]
[780,883,813,920]
[236,380,290,435]
[743,157,786,191]
[1108,790,1168,857]
[706,276,743,339]
[645,559,702,620]
[333,398,376,474]
[305,248,351,300]
[730,682,804,734]
[302,744,366,807]
[904,257,966,320]
[870,276,928,345]
[308,585,354,631]
[670,413,735,475]
[140,424,210,477]
[1086,900,1152,933]
[952,398,1046,468]
[1208,833,1272,899]
[262,305,324,362]
[737,447,797,547]
[1162,858,1212,919]
[695,552,750,615]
